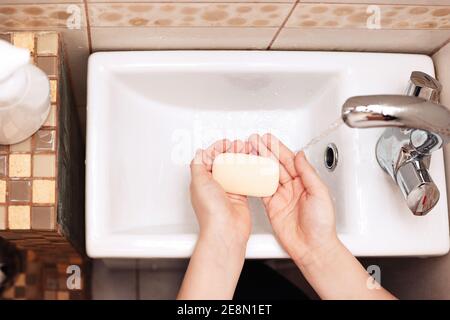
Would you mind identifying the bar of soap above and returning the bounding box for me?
[212,153,279,197]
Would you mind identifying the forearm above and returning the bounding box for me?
[294,240,396,300]
[177,233,246,300]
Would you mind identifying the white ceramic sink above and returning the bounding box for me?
[86,51,449,258]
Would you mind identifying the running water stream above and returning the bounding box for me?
[300,117,344,152]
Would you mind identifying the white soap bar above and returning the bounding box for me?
[212,153,279,197]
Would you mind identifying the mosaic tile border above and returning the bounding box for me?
[0,2,449,30]
[286,4,450,30]
[0,32,59,232]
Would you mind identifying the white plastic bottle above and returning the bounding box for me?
[0,39,50,145]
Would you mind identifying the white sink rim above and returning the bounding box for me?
[86,50,449,259]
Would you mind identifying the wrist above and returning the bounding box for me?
[292,236,344,271]
[197,230,248,262]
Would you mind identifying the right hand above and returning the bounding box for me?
[249,133,339,266]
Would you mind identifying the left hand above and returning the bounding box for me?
[190,139,252,247]
[178,139,252,300]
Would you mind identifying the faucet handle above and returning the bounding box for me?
[406,71,442,103]
[396,159,440,216]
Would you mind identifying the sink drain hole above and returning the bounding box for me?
[324,143,338,171]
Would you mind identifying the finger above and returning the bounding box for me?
[243,141,252,154]
[229,139,245,153]
[205,139,231,171]
[206,139,231,159]
[249,133,291,185]
[262,133,297,179]
[190,149,209,178]
[294,151,328,196]
[249,141,258,155]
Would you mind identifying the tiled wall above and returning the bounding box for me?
[0,1,449,132]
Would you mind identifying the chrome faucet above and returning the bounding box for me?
[341,71,450,216]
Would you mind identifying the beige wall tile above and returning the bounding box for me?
[0,180,5,203]
[88,3,291,28]
[12,32,34,54]
[271,28,450,54]
[91,27,277,50]
[286,3,450,30]
[44,105,57,127]
[0,205,6,229]
[37,32,59,55]
[8,205,31,230]
[32,180,56,204]
[50,79,57,103]
[9,154,31,178]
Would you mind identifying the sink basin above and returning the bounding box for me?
[86,51,449,258]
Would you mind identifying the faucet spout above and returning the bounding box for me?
[342,94,450,156]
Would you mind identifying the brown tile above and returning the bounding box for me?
[10,138,32,153]
[44,290,56,300]
[0,205,6,229]
[25,286,40,299]
[33,154,56,177]
[0,155,6,177]
[32,180,55,204]
[14,287,26,298]
[16,273,26,286]
[34,130,56,152]
[0,33,11,43]
[58,277,67,289]
[37,32,58,55]
[69,256,83,265]
[9,154,31,177]
[0,145,8,154]
[8,205,31,229]
[37,56,58,77]
[56,263,68,274]
[0,180,6,203]
[2,286,15,299]
[9,180,32,202]
[31,206,55,230]
[57,291,70,300]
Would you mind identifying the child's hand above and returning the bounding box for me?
[190,139,252,248]
[249,133,338,266]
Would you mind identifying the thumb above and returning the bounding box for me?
[294,151,328,196]
[190,149,209,180]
